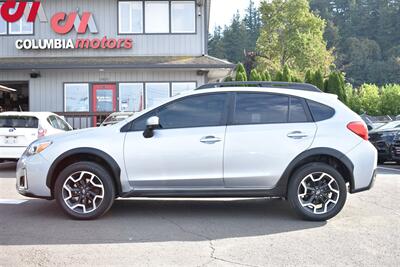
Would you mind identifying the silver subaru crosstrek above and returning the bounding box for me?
[16,82,377,221]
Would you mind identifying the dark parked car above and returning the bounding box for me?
[369,122,400,164]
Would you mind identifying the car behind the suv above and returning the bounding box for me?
[16,82,377,221]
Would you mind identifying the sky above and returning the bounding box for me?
[210,0,262,30]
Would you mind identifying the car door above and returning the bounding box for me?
[123,93,230,189]
[223,93,317,188]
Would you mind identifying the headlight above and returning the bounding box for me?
[25,141,52,157]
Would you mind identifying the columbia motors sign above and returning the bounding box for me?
[1,1,133,50]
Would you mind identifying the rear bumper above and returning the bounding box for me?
[350,169,376,193]
[0,146,26,159]
[346,141,378,194]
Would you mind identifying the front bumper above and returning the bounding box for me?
[16,154,53,199]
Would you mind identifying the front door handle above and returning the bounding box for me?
[287,131,308,139]
[200,136,222,144]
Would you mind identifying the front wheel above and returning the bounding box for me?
[288,163,347,221]
[54,162,115,220]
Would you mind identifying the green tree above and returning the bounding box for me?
[313,69,325,91]
[222,12,249,63]
[250,69,261,81]
[208,26,225,60]
[326,72,347,103]
[359,84,381,115]
[274,71,283,81]
[310,0,400,86]
[236,63,248,81]
[260,72,266,81]
[263,70,271,81]
[257,0,334,76]
[224,76,233,82]
[282,65,292,82]
[380,84,400,115]
[235,72,246,82]
[304,70,313,84]
[345,84,362,114]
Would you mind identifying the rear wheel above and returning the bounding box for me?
[288,163,347,221]
[54,162,115,220]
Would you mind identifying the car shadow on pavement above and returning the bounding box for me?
[0,162,17,179]
[0,198,326,246]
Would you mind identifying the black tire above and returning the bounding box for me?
[54,161,115,220]
[288,163,347,221]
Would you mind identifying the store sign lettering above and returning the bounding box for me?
[0,1,132,50]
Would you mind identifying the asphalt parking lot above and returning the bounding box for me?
[0,162,399,266]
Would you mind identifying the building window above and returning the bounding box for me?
[119,83,144,112]
[171,1,195,33]
[145,83,170,108]
[118,1,196,34]
[171,82,196,96]
[145,1,170,33]
[0,3,6,35]
[8,2,34,35]
[118,1,143,34]
[64,84,90,112]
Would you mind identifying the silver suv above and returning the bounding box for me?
[16,82,377,221]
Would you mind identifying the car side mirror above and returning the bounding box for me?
[143,116,160,138]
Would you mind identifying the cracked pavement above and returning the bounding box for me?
[0,162,399,266]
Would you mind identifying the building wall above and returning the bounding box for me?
[0,0,206,57]
[0,69,206,112]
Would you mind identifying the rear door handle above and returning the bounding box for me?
[200,136,222,144]
[287,131,308,139]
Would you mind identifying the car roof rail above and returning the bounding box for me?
[196,82,322,93]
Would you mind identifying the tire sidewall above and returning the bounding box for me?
[288,163,347,221]
[54,161,115,220]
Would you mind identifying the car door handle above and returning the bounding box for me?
[200,136,222,144]
[287,131,308,139]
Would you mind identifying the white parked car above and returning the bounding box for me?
[100,112,134,127]
[16,82,377,221]
[0,112,72,161]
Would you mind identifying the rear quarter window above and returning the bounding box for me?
[307,100,335,122]
[0,116,39,128]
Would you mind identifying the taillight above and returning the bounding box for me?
[38,126,47,138]
[347,121,368,140]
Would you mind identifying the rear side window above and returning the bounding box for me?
[289,97,309,123]
[307,100,335,122]
[0,116,39,128]
[233,93,289,124]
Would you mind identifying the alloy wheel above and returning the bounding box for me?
[297,172,340,215]
[62,171,105,214]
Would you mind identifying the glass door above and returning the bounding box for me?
[92,84,117,126]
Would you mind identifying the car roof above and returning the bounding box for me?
[0,112,57,119]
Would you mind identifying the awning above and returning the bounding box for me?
[0,85,17,92]
[0,55,235,70]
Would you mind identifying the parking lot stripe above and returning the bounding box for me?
[0,199,28,205]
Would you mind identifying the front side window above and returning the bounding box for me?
[64,84,90,112]
[8,2,33,35]
[119,1,143,34]
[145,1,169,33]
[56,116,73,131]
[119,83,144,112]
[233,93,289,125]
[157,93,228,129]
[171,82,197,96]
[145,83,170,108]
[171,1,196,33]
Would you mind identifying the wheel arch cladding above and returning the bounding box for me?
[46,148,122,198]
[278,148,355,195]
